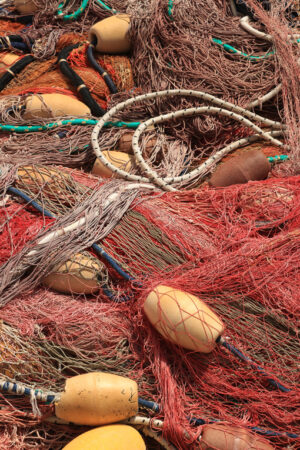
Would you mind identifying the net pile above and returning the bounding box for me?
[0,0,299,448]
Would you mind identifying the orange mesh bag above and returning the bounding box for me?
[0,45,134,107]
[0,19,25,35]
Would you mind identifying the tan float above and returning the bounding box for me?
[117,130,157,155]
[0,53,20,70]
[209,149,271,187]
[16,165,71,196]
[92,151,133,178]
[89,15,131,54]
[42,252,108,294]
[55,372,138,425]
[62,425,146,450]
[14,0,39,14]
[23,93,91,119]
[199,424,274,450]
[144,285,224,353]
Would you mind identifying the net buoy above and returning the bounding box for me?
[16,165,71,197]
[199,423,274,449]
[88,15,131,54]
[14,0,38,14]
[117,130,157,155]
[55,372,138,425]
[92,151,133,178]
[41,251,108,294]
[144,285,224,353]
[0,53,20,70]
[209,149,271,187]
[23,94,91,119]
[62,425,146,450]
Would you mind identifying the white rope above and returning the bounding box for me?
[246,84,282,109]
[92,89,286,191]
[124,415,164,428]
[26,182,155,257]
[240,16,300,43]
[241,16,300,110]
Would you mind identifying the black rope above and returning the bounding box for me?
[86,40,118,94]
[57,43,106,117]
[0,54,35,92]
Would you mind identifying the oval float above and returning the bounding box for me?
[23,93,91,119]
[42,251,108,294]
[199,424,274,449]
[89,15,131,54]
[14,0,39,14]
[62,425,146,450]
[92,151,133,178]
[209,149,271,187]
[144,285,224,353]
[0,53,20,70]
[55,372,138,426]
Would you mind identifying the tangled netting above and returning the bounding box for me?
[0,164,299,448]
[0,0,299,448]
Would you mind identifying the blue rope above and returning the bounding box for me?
[7,186,133,300]
[91,243,133,281]
[218,338,291,393]
[0,379,56,403]
[138,397,160,413]
[138,397,299,438]
[8,190,293,396]
[7,187,54,218]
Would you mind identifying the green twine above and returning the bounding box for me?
[57,0,117,20]
[168,0,174,18]
[57,0,89,20]
[212,38,275,60]
[268,155,289,163]
[0,120,140,133]
[96,0,117,13]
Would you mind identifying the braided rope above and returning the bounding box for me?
[91,89,285,191]
[57,0,117,20]
[0,378,57,403]
[0,120,140,133]
[240,16,300,43]
[57,0,89,20]
[212,37,275,60]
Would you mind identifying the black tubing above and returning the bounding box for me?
[86,43,118,94]
[57,43,106,117]
[0,54,34,92]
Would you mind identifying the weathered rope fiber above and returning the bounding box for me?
[92,89,285,191]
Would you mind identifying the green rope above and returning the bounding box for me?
[212,38,275,60]
[57,0,117,20]
[96,0,117,13]
[57,0,89,20]
[268,155,289,163]
[168,0,174,18]
[0,120,140,133]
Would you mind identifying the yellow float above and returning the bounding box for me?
[62,425,146,450]
[55,372,138,425]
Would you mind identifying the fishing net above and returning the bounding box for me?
[0,182,299,447]
[0,1,299,448]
